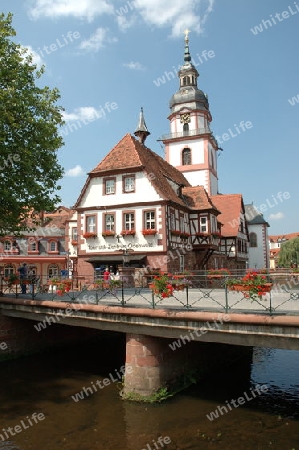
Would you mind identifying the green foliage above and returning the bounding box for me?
[278,237,299,267]
[0,13,64,235]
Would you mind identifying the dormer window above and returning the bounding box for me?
[4,240,12,251]
[28,238,39,254]
[48,240,59,253]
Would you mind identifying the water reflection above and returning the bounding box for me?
[0,336,298,450]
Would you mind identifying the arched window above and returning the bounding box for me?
[249,232,257,247]
[183,76,190,86]
[183,123,189,134]
[48,239,58,253]
[48,264,59,279]
[182,147,191,165]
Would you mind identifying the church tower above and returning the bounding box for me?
[161,31,219,195]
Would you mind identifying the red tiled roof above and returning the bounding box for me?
[22,207,73,230]
[183,186,220,212]
[269,232,299,242]
[211,194,244,237]
[76,134,192,207]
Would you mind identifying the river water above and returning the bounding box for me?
[0,334,298,450]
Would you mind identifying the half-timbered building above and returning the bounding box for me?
[67,34,249,278]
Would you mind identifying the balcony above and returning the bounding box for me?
[159,128,217,145]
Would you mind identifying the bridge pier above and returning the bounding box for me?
[122,332,251,401]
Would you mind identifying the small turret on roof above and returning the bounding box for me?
[134,107,150,144]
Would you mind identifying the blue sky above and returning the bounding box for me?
[2,0,298,235]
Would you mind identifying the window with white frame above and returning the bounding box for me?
[123,176,135,193]
[48,264,59,278]
[170,212,175,230]
[105,178,115,195]
[4,241,11,251]
[144,211,155,229]
[249,232,257,247]
[105,214,115,231]
[200,217,207,233]
[30,241,37,251]
[49,241,57,252]
[71,227,78,241]
[124,213,135,231]
[86,215,96,233]
[4,264,14,278]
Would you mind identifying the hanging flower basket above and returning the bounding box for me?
[71,240,78,246]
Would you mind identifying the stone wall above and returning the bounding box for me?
[0,313,99,362]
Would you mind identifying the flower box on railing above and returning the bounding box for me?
[226,271,273,301]
[212,232,221,238]
[71,240,78,246]
[142,229,157,235]
[196,232,208,238]
[207,268,231,279]
[228,283,272,293]
[121,230,135,236]
[102,230,115,237]
[83,232,97,239]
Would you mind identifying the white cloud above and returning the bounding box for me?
[79,28,118,52]
[132,0,215,37]
[116,14,137,31]
[123,61,146,70]
[28,0,113,21]
[65,165,85,177]
[22,45,44,68]
[268,212,285,220]
[63,106,103,122]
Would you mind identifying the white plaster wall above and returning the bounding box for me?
[183,170,208,191]
[248,224,266,269]
[79,171,162,208]
[80,204,164,254]
[197,115,205,129]
[168,139,205,167]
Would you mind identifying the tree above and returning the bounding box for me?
[278,237,299,268]
[0,13,64,235]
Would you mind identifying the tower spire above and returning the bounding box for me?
[134,107,150,144]
[184,28,191,63]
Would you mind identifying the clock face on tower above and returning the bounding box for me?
[180,113,191,124]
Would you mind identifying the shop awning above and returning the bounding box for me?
[86,255,146,263]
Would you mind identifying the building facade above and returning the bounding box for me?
[0,207,72,283]
[269,232,299,269]
[245,203,270,269]
[67,35,249,279]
